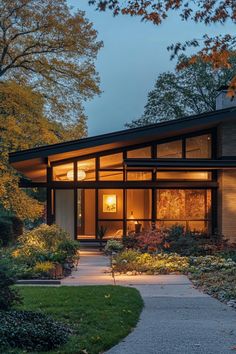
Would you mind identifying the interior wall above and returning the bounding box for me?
[55,189,74,239]
[98,189,123,219]
[127,189,152,219]
[84,189,95,235]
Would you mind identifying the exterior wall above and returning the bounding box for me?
[218,170,236,243]
[216,91,236,110]
[55,189,74,239]
[218,120,236,242]
[218,121,236,157]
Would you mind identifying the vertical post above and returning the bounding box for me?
[46,166,53,225]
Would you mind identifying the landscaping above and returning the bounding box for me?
[2,286,143,354]
[107,225,236,305]
[0,223,80,280]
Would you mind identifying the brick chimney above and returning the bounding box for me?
[216,85,236,110]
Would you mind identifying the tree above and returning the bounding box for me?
[126,55,236,128]
[89,0,236,93]
[0,0,102,123]
[0,81,62,219]
[0,0,102,219]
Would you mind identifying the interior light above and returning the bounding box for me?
[67,169,86,181]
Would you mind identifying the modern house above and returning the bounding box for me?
[9,88,236,243]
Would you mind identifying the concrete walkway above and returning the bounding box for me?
[62,249,236,354]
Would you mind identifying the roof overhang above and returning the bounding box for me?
[9,107,236,182]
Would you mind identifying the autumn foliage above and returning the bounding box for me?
[0,0,102,219]
[90,0,236,92]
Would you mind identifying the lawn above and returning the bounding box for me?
[9,285,143,354]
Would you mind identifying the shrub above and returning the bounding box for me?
[0,259,21,310]
[0,310,71,351]
[19,224,70,252]
[8,216,23,240]
[0,218,13,247]
[123,233,139,249]
[33,261,55,277]
[137,228,167,253]
[113,249,189,274]
[189,255,236,273]
[104,239,124,254]
[57,239,80,257]
[162,225,211,256]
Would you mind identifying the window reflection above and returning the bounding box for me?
[100,153,123,169]
[157,140,182,158]
[127,146,151,158]
[186,134,211,158]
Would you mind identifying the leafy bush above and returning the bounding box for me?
[6,225,80,279]
[189,255,236,273]
[33,261,55,277]
[57,239,80,257]
[0,310,71,351]
[8,216,23,240]
[113,250,189,274]
[218,249,236,262]
[105,239,124,254]
[137,228,167,253]
[0,218,13,247]
[189,255,236,302]
[123,233,139,249]
[0,259,21,310]
[19,224,70,252]
[162,225,212,256]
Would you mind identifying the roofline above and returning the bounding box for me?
[9,107,236,163]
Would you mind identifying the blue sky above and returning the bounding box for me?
[69,0,234,136]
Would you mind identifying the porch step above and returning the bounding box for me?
[79,241,105,249]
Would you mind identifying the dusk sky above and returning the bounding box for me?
[69,0,234,136]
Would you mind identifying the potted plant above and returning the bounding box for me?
[97,225,107,250]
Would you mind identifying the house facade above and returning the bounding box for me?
[9,90,236,243]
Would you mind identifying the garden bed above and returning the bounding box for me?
[111,249,236,304]
[0,224,80,280]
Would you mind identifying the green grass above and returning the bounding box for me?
[10,286,143,354]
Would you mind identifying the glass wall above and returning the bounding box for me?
[53,163,74,181]
[98,189,123,238]
[127,146,151,158]
[157,140,182,158]
[186,134,211,158]
[77,159,96,181]
[156,189,212,232]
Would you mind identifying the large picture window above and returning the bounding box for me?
[156,189,211,232]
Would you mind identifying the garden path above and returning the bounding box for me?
[62,249,236,353]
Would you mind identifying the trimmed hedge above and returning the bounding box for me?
[0,310,71,351]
